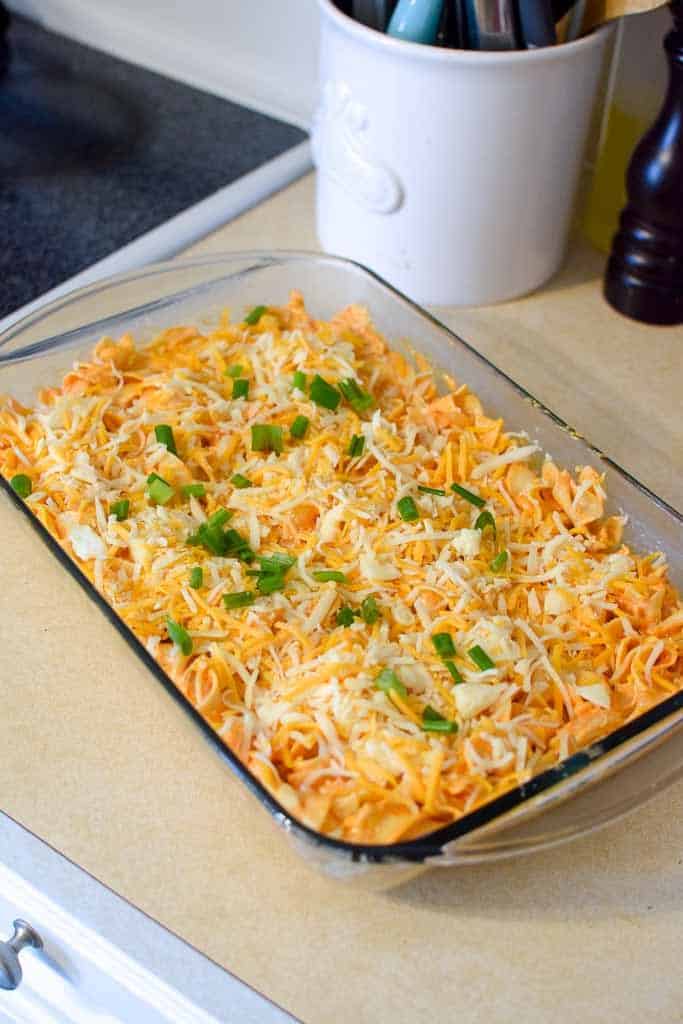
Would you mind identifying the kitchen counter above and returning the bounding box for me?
[2,173,682,1023]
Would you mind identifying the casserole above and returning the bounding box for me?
[1,252,681,879]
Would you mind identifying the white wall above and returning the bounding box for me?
[8,0,320,127]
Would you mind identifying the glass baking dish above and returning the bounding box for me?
[1,251,681,882]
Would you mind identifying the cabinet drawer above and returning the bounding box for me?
[0,815,294,1024]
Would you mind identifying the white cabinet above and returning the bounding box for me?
[0,815,293,1024]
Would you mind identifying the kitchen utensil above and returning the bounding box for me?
[516,0,557,45]
[315,0,614,304]
[435,0,456,44]
[604,0,683,323]
[2,251,681,883]
[387,0,444,43]
[462,0,519,48]
[351,0,392,28]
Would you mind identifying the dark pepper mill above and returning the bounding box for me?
[603,0,683,325]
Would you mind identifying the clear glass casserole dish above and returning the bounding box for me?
[1,251,681,882]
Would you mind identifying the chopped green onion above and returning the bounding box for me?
[166,616,192,655]
[181,483,206,498]
[232,378,249,400]
[469,645,495,671]
[244,305,267,326]
[451,483,485,508]
[475,509,496,536]
[245,553,295,595]
[207,507,233,530]
[147,473,175,505]
[154,424,177,455]
[188,510,235,555]
[418,485,446,496]
[223,528,255,562]
[290,415,310,440]
[251,424,283,454]
[313,570,347,583]
[110,498,129,521]
[9,474,32,498]
[186,512,253,562]
[490,550,509,572]
[445,660,464,684]
[310,374,341,411]
[397,496,419,522]
[292,371,307,391]
[348,434,365,458]
[231,473,252,489]
[336,605,355,628]
[246,570,287,594]
[422,706,458,734]
[432,632,456,659]
[361,595,380,625]
[223,591,256,609]
[225,364,244,378]
[375,667,408,698]
[338,378,374,414]
[258,553,296,574]
[189,566,203,589]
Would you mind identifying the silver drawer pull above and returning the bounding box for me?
[0,919,43,990]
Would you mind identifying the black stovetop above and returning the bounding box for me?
[0,14,306,319]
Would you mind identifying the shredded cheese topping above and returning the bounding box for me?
[1,292,681,845]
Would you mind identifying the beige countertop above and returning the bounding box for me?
[2,174,682,1023]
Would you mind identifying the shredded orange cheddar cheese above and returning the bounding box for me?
[1,292,681,844]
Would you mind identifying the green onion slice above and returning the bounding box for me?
[225,364,244,378]
[348,434,365,458]
[223,591,256,609]
[432,632,456,659]
[310,374,341,411]
[246,553,295,594]
[251,424,283,453]
[166,616,192,655]
[451,483,485,508]
[258,553,296,574]
[245,570,287,595]
[490,550,509,572]
[181,483,206,498]
[110,498,129,521]
[418,485,446,496]
[375,668,408,698]
[397,496,419,522]
[361,595,380,625]
[312,570,347,583]
[290,415,310,440]
[338,378,374,414]
[244,305,267,326]
[154,424,177,455]
[9,474,32,498]
[336,605,355,628]
[422,706,458,734]
[147,473,175,505]
[189,566,203,589]
[469,645,495,671]
[231,473,252,489]
[475,509,496,536]
[445,660,464,684]
[292,371,307,391]
[232,378,249,400]
[207,507,233,529]
[223,528,255,563]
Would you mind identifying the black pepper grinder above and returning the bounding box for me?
[603,0,683,325]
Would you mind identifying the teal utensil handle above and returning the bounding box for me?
[387,0,444,43]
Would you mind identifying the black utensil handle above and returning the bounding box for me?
[516,0,556,46]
